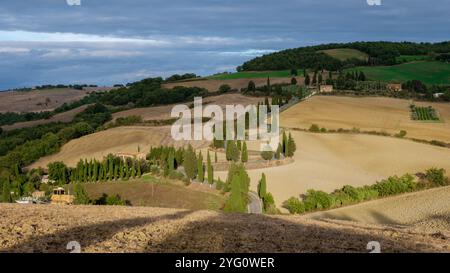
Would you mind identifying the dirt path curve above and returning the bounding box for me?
[247,191,263,214]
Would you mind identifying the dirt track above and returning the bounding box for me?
[0,204,448,253]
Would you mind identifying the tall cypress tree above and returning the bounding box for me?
[207,151,214,185]
[183,145,197,181]
[258,173,267,199]
[2,177,12,203]
[137,161,142,178]
[197,152,204,182]
[241,142,248,163]
[108,157,114,181]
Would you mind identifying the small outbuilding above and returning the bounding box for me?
[319,85,334,93]
[386,83,403,92]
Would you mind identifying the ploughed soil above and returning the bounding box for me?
[0,204,448,253]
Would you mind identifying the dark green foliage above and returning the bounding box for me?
[218,84,232,93]
[224,163,250,213]
[425,168,447,186]
[197,152,204,182]
[225,140,240,162]
[207,151,214,184]
[373,174,416,197]
[241,142,248,163]
[183,145,197,180]
[261,150,273,161]
[309,124,321,132]
[282,197,305,214]
[74,183,90,205]
[165,73,198,82]
[258,173,267,199]
[247,81,256,92]
[2,177,12,203]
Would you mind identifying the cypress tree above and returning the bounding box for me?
[108,157,114,181]
[305,74,311,86]
[258,173,267,199]
[183,145,197,181]
[131,161,136,179]
[137,161,142,178]
[74,183,90,205]
[168,151,175,171]
[114,164,119,180]
[287,133,297,157]
[275,143,282,160]
[197,152,204,182]
[119,160,124,180]
[2,177,12,203]
[207,152,214,185]
[241,142,248,163]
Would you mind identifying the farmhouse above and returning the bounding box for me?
[319,85,333,93]
[386,84,402,92]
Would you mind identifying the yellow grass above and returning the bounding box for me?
[112,93,265,122]
[281,96,450,143]
[30,126,209,169]
[216,131,450,208]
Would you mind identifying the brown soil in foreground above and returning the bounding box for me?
[0,88,92,113]
[29,126,209,169]
[307,186,450,234]
[0,204,448,253]
[111,93,265,122]
[1,105,89,131]
[281,96,450,143]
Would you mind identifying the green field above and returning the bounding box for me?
[346,61,450,85]
[396,55,430,63]
[208,70,298,80]
[318,48,368,61]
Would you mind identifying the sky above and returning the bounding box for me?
[0,0,449,90]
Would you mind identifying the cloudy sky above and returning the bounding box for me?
[0,0,449,90]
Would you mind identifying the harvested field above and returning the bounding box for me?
[307,186,450,234]
[29,126,209,169]
[112,93,264,122]
[0,88,91,113]
[1,204,448,253]
[1,105,89,131]
[281,96,450,143]
[162,77,305,92]
[216,131,450,209]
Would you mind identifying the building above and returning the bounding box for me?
[51,187,74,205]
[386,83,402,92]
[32,191,46,199]
[319,85,333,93]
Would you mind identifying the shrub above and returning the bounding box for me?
[395,130,407,138]
[219,84,232,93]
[425,168,447,186]
[303,190,333,211]
[261,150,274,161]
[309,124,320,133]
[282,197,305,214]
[373,174,416,197]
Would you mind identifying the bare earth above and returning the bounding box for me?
[0,204,448,253]
[307,186,450,234]
[0,88,91,113]
[112,93,264,122]
[1,105,89,131]
[30,125,210,169]
[216,131,450,209]
[281,96,450,143]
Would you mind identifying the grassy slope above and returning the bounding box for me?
[68,175,226,211]
[318,48,368,61]
[346,61,450,84]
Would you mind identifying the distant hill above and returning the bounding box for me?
[238,41,450,72]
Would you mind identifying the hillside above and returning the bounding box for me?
[307,185,450,234]
[346,61,450,85]
[281,96,450,143]
[1,204,448,253]
[0,88,93,113]
[318,48,368,62]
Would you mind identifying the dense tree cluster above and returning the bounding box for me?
[48,155,147,184]
[238,41,450,72]
[164,73,199,82]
